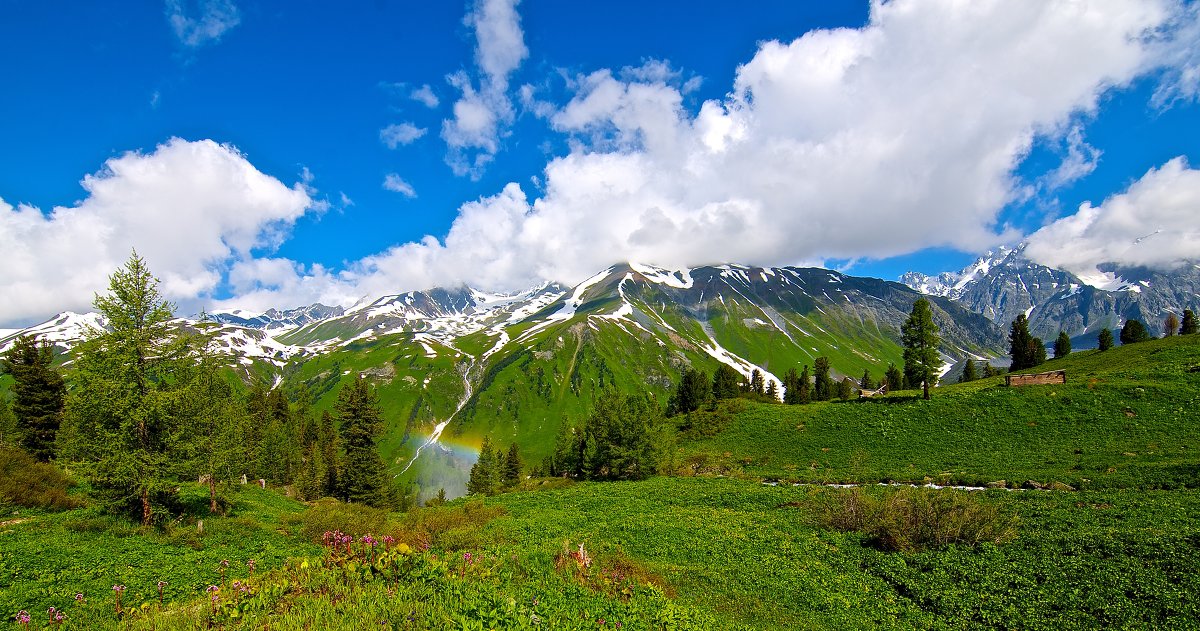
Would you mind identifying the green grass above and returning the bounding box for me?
[680,335,1200,490]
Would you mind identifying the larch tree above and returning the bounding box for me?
[1164,313,1180,337]
[0,335,66,461]
[902,298,941,400]
[61,251,193,525]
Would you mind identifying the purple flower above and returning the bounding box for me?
[16,610,30,624]
[463,552,473,562]
[205,585,219,594]
[220,559,230,568]
[112,584,126,593]
[246,559,257,572]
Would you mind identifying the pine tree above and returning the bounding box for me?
[1182,309,1198,335]
[1120,319,1150,345]
[958,359,977,383]
[1164,313,1180,337]
[502,443,523,488]
[884,363,903,392]
[902,298,941,400]
[0,335,66,461]
[1029,338,1047,366]
[836,378,854,400]
[765,380,778,400]
[1097,328,1114,351]
[813,357,833,401]
[860,369,875,391]
[336,377,387,506]
[782,367,801,404]
[1053,332,1071,359]
[712,364,742,400]
[1008,313,1036,371]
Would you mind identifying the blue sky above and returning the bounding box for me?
[1,0,1199,326]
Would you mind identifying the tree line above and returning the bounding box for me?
[0,253,401,525]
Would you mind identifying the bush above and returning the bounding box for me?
[399,500,507,550]
[0,446,80,510]
[815,486,1018,552]
[289,498,394,543]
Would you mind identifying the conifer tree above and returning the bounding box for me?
[902,298,941,400]
[468,437,499,495]
[884,363,903,392]
[317,411,340,496]
[749,369,765,396]
[798,365,811,403]
[502,443,523,488]
[668,368,710,415]
[836,378,855,400]
[336,377,387,506]
[1008,313,1036,371]
[765,380,778,401]
[61,252,193,525]
[958,359,977,383]
[860,369,875,391]
[1053,332,1071,359]
[1120,319,1150,345]
[1097,328,1114,351]
[1182,309,1198,335]
[1164,313,1180,337]
[0,396,17,448]
[711,364,741,400]
[782,367,801,404]
[813,357,833,401]
[1,335,66,461]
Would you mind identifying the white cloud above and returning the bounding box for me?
[1024,157,1200,275]
[441,0,528,178]
[379,122,427,148]
[201,0,1199,313]
[382,174,417,198]
[165,0,241,48]
[411,84,440,108]
[0,138,314,326]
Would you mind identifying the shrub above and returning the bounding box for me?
[290,498,394,543]
[399,500,507,550]
[0,446,80,510]
[815,486,1018,552]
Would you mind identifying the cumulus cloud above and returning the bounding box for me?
[0,138,314,326]
[382,174,417,198]
[379,122,427,148]
[411,84,440,108]
[165,0,241,48]
[441,0,528,178]
[1024,157,1200,275]
[198,0,1200,312]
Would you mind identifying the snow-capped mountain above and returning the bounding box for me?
[902,245,1200,342]
[206,304,345,331]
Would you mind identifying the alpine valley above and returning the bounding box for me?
[6,254,1198,500]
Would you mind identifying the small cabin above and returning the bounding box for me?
[1005,370,1066,387]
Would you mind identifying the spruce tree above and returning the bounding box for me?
[335,377,387,506]
[884,363,903,392]
[798,365,811,403]
[813,357,832,401]
[836,378,854,400]
[749,369,765,396]
[317,411,340,496]
[1164,313,1180,337]
[1008,313,1035,371]
[1120,319,1150,345]
[902,298,941,400]
[1053,332,1071,359]
[1029,338,1047,366]
[502,443,523,488]
[711,365,741,400]
[782,368,801,404]
[668,368,710,415]
[0,396,17,448]
[958,359,977,383]
[1182,309,1198,335]
[0,335,66,461]
[860,369,875,391]
[765,380,778,401]
[1097,327,1114,351]
[468,437,498,495]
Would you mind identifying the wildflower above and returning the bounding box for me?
[74,593,84,603]
[463,552,473,562]
[53,611,64,623]
[382,535,395,549]
[530,612,541,625]
[220,559,230,568]
[16,610,30,626]
[247,559,257,575]
[205,585,219,594]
